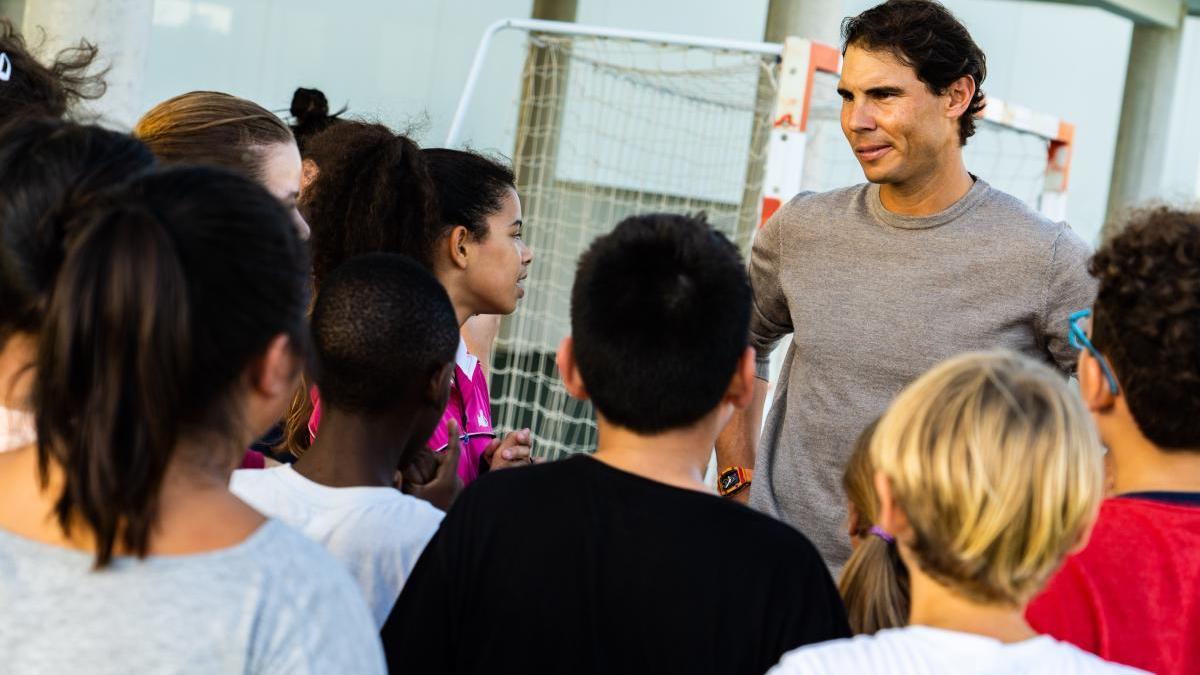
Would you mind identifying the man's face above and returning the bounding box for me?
[838,45,961,187]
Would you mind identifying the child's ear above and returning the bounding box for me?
[426,362,455,408]
[556,336,589,401]
[1078,349,1118,413]
[250,334,301,398]
[300,159,319,192]
[874,470,911,541]
[723,347,756,409]
[446,226,471,271]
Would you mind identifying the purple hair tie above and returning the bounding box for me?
[869,525,895,545]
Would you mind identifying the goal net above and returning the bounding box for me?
[451,22,1074,461]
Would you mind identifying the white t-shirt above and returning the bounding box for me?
[231,464,443,626]
[768,626,1149,675]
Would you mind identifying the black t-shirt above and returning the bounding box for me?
[381,454,850,674]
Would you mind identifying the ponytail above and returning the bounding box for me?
[34,205,191,567]
[839,531,910,634]
[33,166,309,568]
[838,418,910,634]
[302,121,439,283]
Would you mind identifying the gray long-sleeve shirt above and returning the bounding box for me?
[747,178,1096,568]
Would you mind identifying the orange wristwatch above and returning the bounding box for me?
[717,466,753,497]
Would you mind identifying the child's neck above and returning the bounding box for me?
[294,408,413,488]
[590,415,720,494]
[905,555,1037,644]
[1103,415,1200,495]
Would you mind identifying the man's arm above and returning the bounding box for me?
[715,198,798,503]
[715,378,769,504]
[1041,226,1097,373]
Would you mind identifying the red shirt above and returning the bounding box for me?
[1027,494,1200,675]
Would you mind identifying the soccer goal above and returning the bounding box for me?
[446,19,1076,461]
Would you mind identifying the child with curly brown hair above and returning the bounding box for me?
[1027,206,1200,675]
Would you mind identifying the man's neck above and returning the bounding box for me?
[294,408,411,488]
[590,414,721,494]
[1104,417,1200,495]
[905,554,1037,644]
[879,153,973,217]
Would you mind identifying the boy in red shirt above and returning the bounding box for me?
[1026,207,1200,675]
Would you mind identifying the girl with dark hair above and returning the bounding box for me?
[0,167,384,673]
[0,117,155,452]
[0,19,106,124]
[289,123,533,491]
[135,91,309,239]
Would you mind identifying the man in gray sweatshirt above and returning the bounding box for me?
[714,0,1095,569]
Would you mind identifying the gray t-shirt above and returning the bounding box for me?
[0,519,386,674]
[747,179,1095,568]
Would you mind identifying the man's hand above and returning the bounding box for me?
[714,378,769,504]
[482,428,535,470]
[398,420,464,511]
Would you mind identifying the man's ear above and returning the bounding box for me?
[1078,349,1118,413]
[874,470,911,541]
[945,74,976,120]
[556,336,589,401]
[250,334,301,399]
[425,361,455,409]
[723,347,756,409]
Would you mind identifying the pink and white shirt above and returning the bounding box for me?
[309,339,495,486]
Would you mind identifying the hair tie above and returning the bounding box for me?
[869,525,895,545]
[0,53,11,82]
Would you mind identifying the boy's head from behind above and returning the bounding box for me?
[870,350,1103,607]
[1087,207,1200,451]
[311,253,458,445]
[559,213,752,434]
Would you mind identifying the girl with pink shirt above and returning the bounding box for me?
[287,122,534,494]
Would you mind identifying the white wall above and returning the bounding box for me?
[139,0,531,151]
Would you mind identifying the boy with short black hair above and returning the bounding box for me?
[232,252,460,627]
[381,213,849,674]
[1027,207,1200,675]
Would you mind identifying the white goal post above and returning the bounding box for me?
[447,18,1076,460]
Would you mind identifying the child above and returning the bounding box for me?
[1027,207,1200,675]
[0,117,155,452]
[768,351,1142,675]
[0,166,382,673]
[839,419,909,635]
[292,125,534,486]
[136,90,309,239]
[232,252,459,627]
[380,213,849,674]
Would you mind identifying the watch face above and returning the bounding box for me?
[720,470,739,491]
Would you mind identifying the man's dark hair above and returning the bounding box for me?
[1091,206,1200,450]
[841,0,987,146]
[570,213,750,433]
[311,252,458,415]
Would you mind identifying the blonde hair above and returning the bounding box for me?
[839,419,910,634]
[134,91,293,182]
[870,350,1103,606]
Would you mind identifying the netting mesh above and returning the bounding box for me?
[484,34,1058,461]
